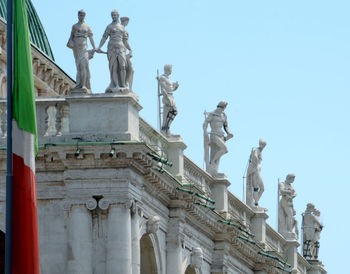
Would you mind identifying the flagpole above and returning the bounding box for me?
[5,0,13,272]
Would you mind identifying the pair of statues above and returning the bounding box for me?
[67,10,134,94]
[302,203,322,260]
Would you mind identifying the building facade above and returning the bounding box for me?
[0,1,326,273]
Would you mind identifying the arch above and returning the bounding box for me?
[185,265,196,274]
[140,233,158,274]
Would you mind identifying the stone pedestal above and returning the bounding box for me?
[250,211,268,244]
[166,135,187,179]
[210,174,230,212]
[285,240,300,273]
[67,205,93,274]
[106,204,132,274]
[307,261,326,274]
[66,93,142,141]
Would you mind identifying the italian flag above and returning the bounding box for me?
[10,0,40,272]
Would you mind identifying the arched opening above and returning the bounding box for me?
[0,231,4,273]
[140,234,158,274]
[185,265,196,274]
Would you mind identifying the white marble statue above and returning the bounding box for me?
[302,204,322,260]
[67,10,96,93]
[191,247,203,269]
[120,17,134,91]
[203,101,233,177]
[97,10,131,93]
[246,139,266,208]
[278,174,299,239]
[158,64,179,135]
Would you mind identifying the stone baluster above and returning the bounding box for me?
[166,208,185,274]
[66,198,97,274]
[57,104,70,136]
[44,105,57,136]
[105,199,133,274]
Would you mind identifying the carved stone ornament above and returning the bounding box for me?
[147,215,160,234]
[191,247,203,269]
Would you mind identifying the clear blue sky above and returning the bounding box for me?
[33,0,349,272]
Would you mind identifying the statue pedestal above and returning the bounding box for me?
[66,93,142,141]
[70,87,91,95]
[210,174,230,212]
[307,261,326,274]
[285,240,300,273]
[250,211,268,244]
[165,135,187,179]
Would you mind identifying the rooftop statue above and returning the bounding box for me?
[302,204,323,261]
[246,139,266,209]
[96,10,132,93]
[120,17,134,91]
[67,10,96,94]
[203,101,233,177]
[158,64,179,135]
[278,174,299,240]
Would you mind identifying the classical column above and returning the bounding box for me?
[131,202,143,274]
[106,200,133,274]
[67,201,95,274]
[166,208,185,274]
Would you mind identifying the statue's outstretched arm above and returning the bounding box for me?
[97,27,109,52]
[67,26,75,49]
[223,114,234,140]
[88,30,96,50]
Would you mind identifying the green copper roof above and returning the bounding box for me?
[0,0,54,61]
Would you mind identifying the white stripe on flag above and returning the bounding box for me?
[12,120,35,173]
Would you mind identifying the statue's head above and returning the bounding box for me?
[306,203,315,212]
[259,138,267,150]
[121,16,129,26]
[191,247,203,269]
[78,10,86,21]
[164,64,172,75]
[314,209,320,217]
[286,173,296,184]
[147,216,160,234]
[217,101,228,110]
[111,10,120,22]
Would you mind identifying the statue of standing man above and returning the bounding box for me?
[158,64,179,135]
[203,101,234,177]
[246,139,266,208]
[96,10,132,93]
[278,174,299,240]
[120,17,134,91]
[67,10,96,94]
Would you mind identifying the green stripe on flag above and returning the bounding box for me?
[12,0,38,154]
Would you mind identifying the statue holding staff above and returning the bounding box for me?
[246,139,266,208]
[67,10,96,93]
[203,101,233,177]
[96,10,131,93]
[158,64,179,135]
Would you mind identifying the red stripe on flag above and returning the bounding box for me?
[12,153,39,274]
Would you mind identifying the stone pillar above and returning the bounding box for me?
[106,201,132,274]
[210,175,230,212]
[250,212,268,244]
[285,240,300,273]
[131,203,143,274]
[166,208,185,274]
[67,204,93,274]
[166,135,187,179]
